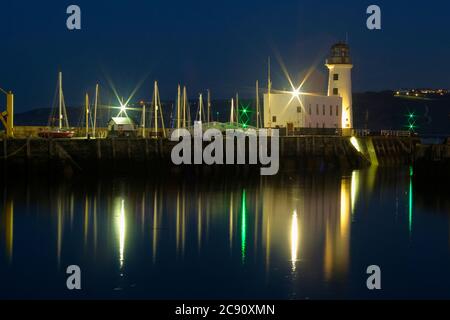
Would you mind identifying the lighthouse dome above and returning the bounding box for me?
[326,42,352,65]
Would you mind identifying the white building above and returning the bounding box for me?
[264,42,353,131]
[108,117,137,137]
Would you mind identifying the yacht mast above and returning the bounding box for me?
[93,84,99,137]
[268,57,272,129]
[177,85,181,129]
[182,86,187,128]
[235,93,239,124]
[256,80,260,129]
[85,93,89,138]
[207,89,211,123]
[230,98,235,123]
[59,72,63,129]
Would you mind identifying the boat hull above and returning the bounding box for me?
[38,130,75,139]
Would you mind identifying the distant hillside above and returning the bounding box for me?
[353,91,450,135]
[14,93,450,135]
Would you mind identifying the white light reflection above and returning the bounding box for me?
[115,198,126,269]
[290,210,299,272]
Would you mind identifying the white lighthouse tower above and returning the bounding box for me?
[325,42,353,129]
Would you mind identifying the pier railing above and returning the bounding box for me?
[380,130,411,137]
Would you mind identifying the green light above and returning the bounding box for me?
[241,189,247,264]
[406,111,417,133]
[238,103,251,128]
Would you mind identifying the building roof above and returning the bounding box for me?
[109,117,135,125]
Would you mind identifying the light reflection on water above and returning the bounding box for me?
[1,167,450,299]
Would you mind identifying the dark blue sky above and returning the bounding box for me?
[1,0,449,111]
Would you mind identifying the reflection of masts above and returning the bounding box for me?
[229,192,234,252]
[197,193,202,251]
[152,189,158,263]
[84,195,89,246]
[5,198,14,264]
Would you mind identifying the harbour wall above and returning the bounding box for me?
[413,143,450,181]
[0,136,419,177]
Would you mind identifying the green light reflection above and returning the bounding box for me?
[241,189,247,264]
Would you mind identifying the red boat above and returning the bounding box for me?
[38,128,75,139]
[39,72,76,139]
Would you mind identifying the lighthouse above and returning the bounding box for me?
[326,42,353,129]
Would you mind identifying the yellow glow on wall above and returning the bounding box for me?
[350,136,362,153]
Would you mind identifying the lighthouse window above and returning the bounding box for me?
[330,105,333,116]
[336,105,339,116]
[316,104,319,115]
[297,106,302,113]
[322,105,325,115]
[272,116,277,123]
[333,74,339,81]
[333,88,339,95]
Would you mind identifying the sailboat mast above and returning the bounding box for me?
[207,89,211,123]
[198,93,203,122]
[177,85,181,129]
[235,93,239,124]
[142,102,146,138]
[93,84,99,137]
[182,86,187,128]
[268,57,272,129]
[59,72,63,129]
[85,93,89,138]
[154,81,158,137]
[230,98,234,123]
[256,80,260,129]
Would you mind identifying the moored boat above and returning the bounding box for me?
[39,71,74,139]
[38,128,75,139]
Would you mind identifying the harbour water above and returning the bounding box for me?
[1,167,450,299]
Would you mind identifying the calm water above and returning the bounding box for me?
[1,167,450,299]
